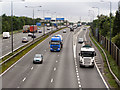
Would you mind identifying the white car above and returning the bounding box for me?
[3,32,10,39]
[33,54,43,64]
[22,37,28,43]
[78,38,84,43]
[63,30,66,33]
[28,33,33,36]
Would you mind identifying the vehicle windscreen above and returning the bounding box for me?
[35,55,41,58]
[51,41,60,45]
[81,51,94,57]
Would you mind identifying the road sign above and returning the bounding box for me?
[36,23,41,26]
[56,18,64,21]
[45,17,51,20]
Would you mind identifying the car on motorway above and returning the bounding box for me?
[47,27,51,30]
[63,29,66,33]
[33,54,43,64]
[38,30,42,33]
[3,32,10,39]
[28,33,33,36]
[31,34,36,38]
[22,37,28,43]
[70,27,74,31]
[83,28,87,30]
[78,38,84,43]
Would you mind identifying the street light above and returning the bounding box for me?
[100,0,112,54]
[92,6,100,42]
[10,0,25,53]
[38,10,49,35]
[25,5,42,41]
[88,10,95,22]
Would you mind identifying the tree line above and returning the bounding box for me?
[2,14,41,33]
[91,9,120,49]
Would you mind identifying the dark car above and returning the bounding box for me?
[31,34,36,38]
[70,28,74,31]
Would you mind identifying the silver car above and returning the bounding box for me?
[33,54,43,64]
[78,38,84,43]
[22,37,28,43]
[63,30,66,33]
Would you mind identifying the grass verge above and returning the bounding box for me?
[89,30,119,88]
[1,28,64,74]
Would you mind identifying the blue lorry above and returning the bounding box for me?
[49,34,63,52]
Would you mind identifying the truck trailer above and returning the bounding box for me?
[30,25,38,33]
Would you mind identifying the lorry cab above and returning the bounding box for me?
[79,45,96,68]
[49,34,63,52]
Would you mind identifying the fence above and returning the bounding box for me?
[92,28,120,67]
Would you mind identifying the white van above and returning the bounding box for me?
[3,32,10,39]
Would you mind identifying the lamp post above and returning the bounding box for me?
[92,7,100,42]
[10,0,25,53]
[101,0,112,54]
[38,10,49,35]
[89,10,95,22]
[25,5,42,41]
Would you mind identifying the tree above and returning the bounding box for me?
[112,33,120,49]
[113,9,120,37]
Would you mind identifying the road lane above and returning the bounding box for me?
[1,27,54,57]
[2,28,71,88]
[76,27,106,88]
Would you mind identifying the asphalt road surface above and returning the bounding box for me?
[2,26,107,88]
[1,27,56,57]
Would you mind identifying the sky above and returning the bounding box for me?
[0,0,120,22]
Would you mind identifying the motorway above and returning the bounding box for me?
[2,26,107,88]
[1,27,55,57]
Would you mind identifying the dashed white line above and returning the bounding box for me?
[17,87,20,88]
[79,85,82,88]
[54,67,56,71]
[56,61,58,63]
[51,78,54,83]
[78,81,81,84]
[77,73,79,76]
[22,77,26,82]
[31,67,33,70]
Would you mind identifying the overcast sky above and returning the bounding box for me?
[0,0,120,22]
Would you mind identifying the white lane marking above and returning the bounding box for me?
[78,81,81,84]
[73,28,83,88]
[77,73,79,76]
[86,28,109,89]
[44,50,46,52]
[77,75,79,78]
[31,67,33,70]
[17,87,20,88]
[22,77,26,82]
[79,85,82,88]
[54,67,56,71]
[95,62,109,89]
[51,78,54,83]
[56,61,58,63]
[58,55,59,56]
[0,29,61,76]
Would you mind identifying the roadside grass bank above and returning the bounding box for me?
[89,29,120,88]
